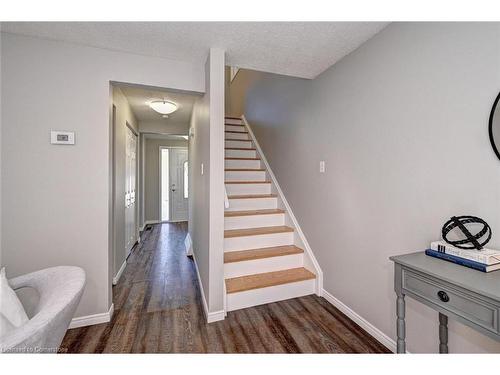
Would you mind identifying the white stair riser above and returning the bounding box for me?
[225,132,249,140]
[224,213,284,230]
[225,140,253,149]
[225,118,243,125]
[225,125,246,132]
[225,183,271,195]
[225,159,261,169]
[224,232,294,252]
[225,170,266,181]
[225,149,257,158]
[226,278,316,312]
[224,253,304,278]
[226,197,278,211]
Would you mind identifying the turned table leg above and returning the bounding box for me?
[439,313,448,353]
[396,293,406,353]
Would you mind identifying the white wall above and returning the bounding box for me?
[241,23,500,353]
[0,32,204,320]
[189,48,225,319]
[143,137,188,223]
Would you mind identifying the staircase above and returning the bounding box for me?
[224,116,317,312]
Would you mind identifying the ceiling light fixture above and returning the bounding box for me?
[149,100,178,115]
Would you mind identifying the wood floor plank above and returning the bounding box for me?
[60,222,390,354]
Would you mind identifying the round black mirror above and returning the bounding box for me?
[489,91,500,160]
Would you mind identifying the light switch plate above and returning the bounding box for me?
[51,131,75,145]
[319,161,326,173]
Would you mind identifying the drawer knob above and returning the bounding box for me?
[437,290,450,302]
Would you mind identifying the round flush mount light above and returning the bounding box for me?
[149,100,178,115]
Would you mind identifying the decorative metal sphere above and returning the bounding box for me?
[442,216,492,250]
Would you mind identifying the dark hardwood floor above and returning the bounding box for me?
[61,223,390,353]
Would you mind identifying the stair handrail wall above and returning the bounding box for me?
[241,115,323,296]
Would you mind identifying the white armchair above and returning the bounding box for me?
[0,266,85,353]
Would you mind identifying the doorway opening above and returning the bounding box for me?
[160,146,188,222]
[109,81,198,289]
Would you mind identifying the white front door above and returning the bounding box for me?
[125,126,137,256]
[169,148,188,222]
[160,148,169,222]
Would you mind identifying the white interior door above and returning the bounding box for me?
[125,126,137,256]
[169,148,188,222]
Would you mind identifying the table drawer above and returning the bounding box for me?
[402,268,499,333]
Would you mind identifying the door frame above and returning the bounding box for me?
[158,146,188,223]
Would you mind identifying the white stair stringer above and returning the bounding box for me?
[223,116,323,313]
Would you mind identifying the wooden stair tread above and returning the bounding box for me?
[224,209,284,217]
[224,245,303,263]
[225,130,248,134]
[225,147,256,150]
[225,157,260,160]
[225,180,270,184]
[225,225,294,238]
[225,169,265,173]
[225,124,245,127]
[228,194,277,199]
[225,116,241,120]
[225,267,315,293]
[225,138,251,142]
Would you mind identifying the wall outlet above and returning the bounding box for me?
[319,161,326,173]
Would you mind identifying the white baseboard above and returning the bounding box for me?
[206,309,226,323]
[113,260,127,285]
[69,303,114,329]
[185,233,193,256]
[192,251,225,323]
[322,289,397,353]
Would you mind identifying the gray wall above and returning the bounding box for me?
[189,48,225,315]
[0,32,204,319]
[144,138,188,223]
[241,23,500,353]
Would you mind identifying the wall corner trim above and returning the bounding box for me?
[242,115,323,295]
[69,303,115,329]
[322,289,401,353]
[192,251,225,324]
[113,260,127,285]
[185,233,194,256]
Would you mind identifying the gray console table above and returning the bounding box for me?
[390,252,500,353]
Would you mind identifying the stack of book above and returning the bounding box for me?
[425,240,500,273]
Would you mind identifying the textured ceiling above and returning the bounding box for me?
[1,22,388,78]
[117,84,198,123]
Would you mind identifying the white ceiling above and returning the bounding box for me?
[1,22,388,79]
[117,84,198,123]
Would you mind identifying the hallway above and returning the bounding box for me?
[61,223,389,353]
